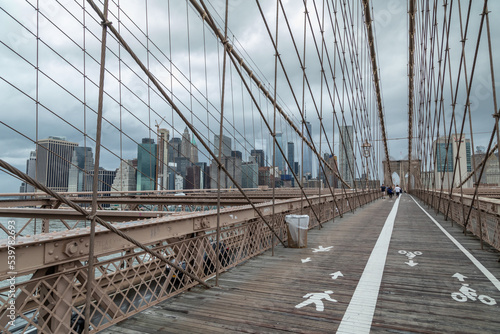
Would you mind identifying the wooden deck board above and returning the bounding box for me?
[102,195,500,333]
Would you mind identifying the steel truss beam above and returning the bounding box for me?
[0,191,374,276]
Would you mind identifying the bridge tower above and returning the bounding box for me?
[383,159,421,191]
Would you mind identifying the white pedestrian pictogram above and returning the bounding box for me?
[312,245,333,253]
[295,290,337,311]
[301,257,311,263]
[330,271,343,280]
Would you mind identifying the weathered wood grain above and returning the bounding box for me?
[102,195,500,333]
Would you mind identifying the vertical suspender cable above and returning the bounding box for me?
[215,0,229,287]
[35,0,40,234]
[318,0,325,228]
[84,1,109,332]
[272,0,279,255]
[484,5,500,174]
[300,1,308,215]
[408,0,415,189]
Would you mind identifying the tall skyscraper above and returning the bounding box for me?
[137,138,157,191]
[242,161,258,188]
[434,135,472,188]
[274,132,285,172]
[250,149,265,167]
[191,136,199,163]
[210,156,241,189]
[20,151,37,193]
[168,137,181,164]
[287,141,294,175]
[89,167,116,192]
[68,146,94,192]
[319,154,338,188]
[195,162,208,189]
[185,165,201,189]
[339,125,354,187]
[157,128,169,190]
[112,159,137,191]
[36,136,78,192]
[175,156,191,179]
[303,122,313,177]
[231,150,243,160]
[181,127,191,158]
[214,134,232,158]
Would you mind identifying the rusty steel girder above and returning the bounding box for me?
[0,192,369,277]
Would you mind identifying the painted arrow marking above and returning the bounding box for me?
[405,260,418,267]
[312,246,334,253]
[453,273,467,282]
[301,257,312,263]
[330,271,343,279]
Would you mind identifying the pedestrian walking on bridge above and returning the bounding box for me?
[395,185,402,197]
[380,184,386,198]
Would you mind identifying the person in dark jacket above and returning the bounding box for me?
[387,186,393,198]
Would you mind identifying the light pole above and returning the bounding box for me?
[361,140,372,189]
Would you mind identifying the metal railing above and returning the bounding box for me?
[412,189,500,252]
[0,190,380,333]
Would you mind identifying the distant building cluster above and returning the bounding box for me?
[18,122,347,194]
[339,125,354,188]
[19,136,119,194]
[428,135,499,188]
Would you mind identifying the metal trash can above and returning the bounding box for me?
[285,215,309,248]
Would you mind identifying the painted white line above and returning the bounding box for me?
[410,195,500,292]
[337,196,400,334]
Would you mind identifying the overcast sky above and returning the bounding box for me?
[0,0,498,193]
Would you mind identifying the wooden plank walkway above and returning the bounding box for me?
[102,195,500,333]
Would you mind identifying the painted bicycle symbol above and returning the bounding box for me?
[398,250,422,258]
[450,273,497,306]
[451,284,496,306]
[398,250,422,266]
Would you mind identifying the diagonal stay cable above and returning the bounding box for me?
[190,0,351,190]
[85,0,286,247]
[253,0,344,216]
[461,0,492,231]
[226,48,326,228]
[198,0,342,222]
[361,0,391,178]
[213,0,343,224]
[275,0,358,207]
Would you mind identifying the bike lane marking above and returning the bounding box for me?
[410,195,500,292]
[337,196,401,334]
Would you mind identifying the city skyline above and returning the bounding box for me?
[19,127,324,192]
[16,128,494,194]
[17,128,326,193]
